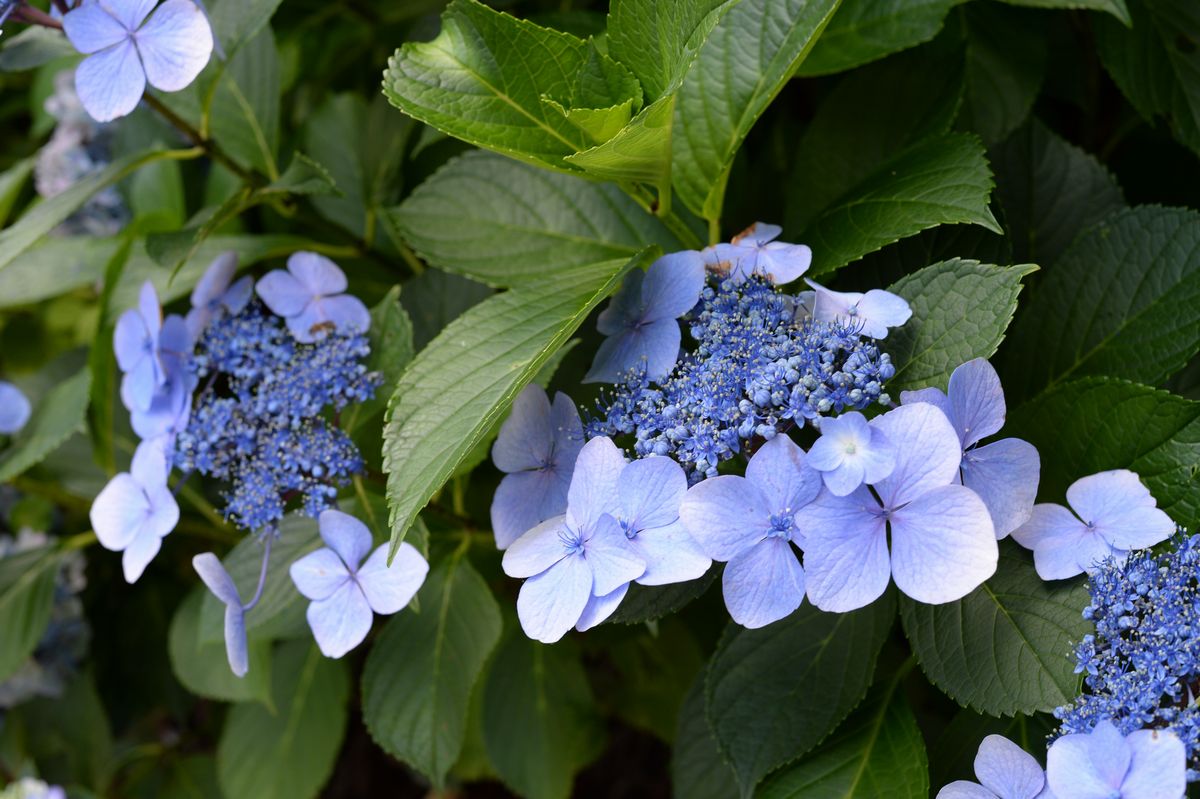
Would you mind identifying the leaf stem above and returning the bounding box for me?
[13,2,62,29]
[621,183,703,250]
[142,93,259,186]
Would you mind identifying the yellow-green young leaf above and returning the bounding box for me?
[565,96,674,186]
[0,546,60,683]
[345,288,414,434]
[217,641,349,799]
[671,0,842,222]
[168,590,272,705]
[383,251,651,553]
[0,368,91,482]
[799,0,965,77]
[361,557,501,787]
[803,133,1002,275]
[540,45,643,145]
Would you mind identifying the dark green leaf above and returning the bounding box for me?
[606,0,729,101]
[0,545,60,683]
[800,0,964,76]
[0,237,118,310]
[344,287,414,433]
[208,0,284,58]
[399,269,494,352]
[608,564,719,625]
[0,28,77,72]
[0,368,92,482]
[209,26,281,179]
[0,157,34,225]
[168,590,272,705]
[959,4,1048,146]
[671,677,738,799]
[996,0,1129,23]
[263,153,340,197]
[12,672,114,790]
[930,709,1056,789]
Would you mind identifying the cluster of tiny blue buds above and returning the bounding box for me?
[587,276,894,481]
[173,301,380,533]
[1056,531,1200,781]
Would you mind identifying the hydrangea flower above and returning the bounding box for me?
[702,222,812,285]
[1046,720,1185,798]
[130,370,193,445]
[255,252,370,343]
[584,250,704,383]
[805,278,912,339]
[490,385,584,549]
[937,734,1054,799]
[289,510,428,658]
[794,402,997,611]
[807,411,896,496]
[192,552,253,677]
[62,0,214,122]
[679,435,820,628]
[89,439,179,583]
[609,455,710,586]
[902,358,1040,539]
[113,281,168,412]
[0,380,31,435]
[1011,470,1174,580]
[186,252,253,340]
[502,438,646,643]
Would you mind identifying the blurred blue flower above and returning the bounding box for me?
[701,222,811,285]
[186,251,253,340]
[805,279,912,339]
[1047,720,1184,798]
[903,358,1040,539]
[256,252,370,343]
[89,438,179,583]
[0,380,31,435]
[807,411,896,496]
[795,402,997,611]
[62,0,214,122]
[114,281,168,412]
[0,778,67,799]
[290,510,428,658]
[584,250,705,384]
[1011,470,1174,580]
[679,434,818,628]
[490,385,584,549]
[937,734,1053,799]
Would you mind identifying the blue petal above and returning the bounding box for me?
[962,438,1040,539]
[223,602,249,677]
[90,473,149,552]
[795,487,891,612]
[1066,470,1175,551]
[191,251,237,309]
[889,484,996,604]
[516,554,592,644]
[948,358,1006,449]
[136,0,213,92]
[107,0,159,30]
[722,537,805,628]
[289,547,351,601]
[64,3,129,53]
[122,526,165,583]
[583,513,645,596]
[502,516,569,578]
[1046,729,1126,798]
[852,289,912,338]
[756,242,811,285]
[974,734,1048,799]
[74,41,145,123]
[307,580,374,658]
[642,250,705,320]
[490,469,568,549]
[549,390,584,465]
[288,251,347,296]
[870,403,961,508]
[934,783,997,799]
[744,434,821,514]
[290,294,369,342]
[678,475,769,561]
[0,381,31,435]
[113,307,150,373]
[596,269,645,336]
[1122,729,1186,799]
[492,384,555,473]
[255,269,311,317]
[618,455,687,532]
[575,582,629,632]
[565,437,625,532]
[584,318,680,383]
[192,552,242,606]
[317,509,372,571]
[356,543,429,614]
[629,519,711,586]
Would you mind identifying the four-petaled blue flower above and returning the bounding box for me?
[807,411,896,496]
[902,358,1040,539]
[289,510,428,658]
[89,438,179,583]
[256,252,371,343]
[795,402,997,611]
[937,734,1054,799]
[192,552,252,677]
[185,251,253,340]
[1046,720,1184,798]
[1012,470,1175,580]
[0,380,31,435]
[584,250,705,384]
[62,0,214,122]
[702,222,812,285]
[113,281,169,412]
[502,437,646,643]
[805,278,913,339]
[490,384,584,549]
[680,435,820,628]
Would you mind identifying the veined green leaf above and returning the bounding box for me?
[168,590,272,706]
[799,0,964,76]
[606,0,730,101]
[997,0,1129,24]
[0,368,92,482]
[0,545,61,684]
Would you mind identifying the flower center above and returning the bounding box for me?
[558,525,585,556]
[767,512,794,539]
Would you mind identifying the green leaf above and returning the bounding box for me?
[991,119,1125,265]
[391,150,679,288]
[399,269,494,352]
[344,287,414,433]
[1006,378,1200,530]
[606,620,704,742]
[209,26,281,179]
[607,565,719,625]
[0,545,60,683]
[1097,0,1200,156]
[671,0,842,221]
[1001,206,1200,402]
[263,153,340,197]
[0,237,119,310]
[0,157,34,226]
[997,0,1129,23]
[705,595,896,796]
[0,148,195,275]
[0,27,77,72]
[541,44,643,144]
[564,95,675,186]
[606,0,729,101]
[362,556,502,787]
[0,368,92,482]
[757,684,928,799]
[803,133,1002,275]
[382,251,651,554]
[481,631,604,799]
[168,590,272,705]
[885,259,1036,393]
[217,640,349,799]
[959,3,1048,146]
[12,672,114,790]
[127,154,187,231]
[208,0,284,57]
[671,677,738,799]
[930,709,1056,789]
[900,541,1089,716]
[799,0,964,76]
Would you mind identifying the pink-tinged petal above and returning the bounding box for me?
[317,509,372,571]
[191,251,237,309]
[313,294,370,335]
[255,269,311,317]
[90,473,149,551]
[104,0,158,30]
[356,543,429,615]
[796,487,891,612]
[490,469,568,549]
[492,384,554,473]
[962,438,1040,539]
[871,403,962,507]
[975,734,1048,799]
[745,434,821,513]
[630,520,712,586]
[307,580,374,658]
[516,554,592,644]
[852,289,912,338]
[193,553,242,605]
[702,242,754,282]
[575,583,629,632]
[136,0,213,91]
[1066,470,1175,551]
[596,270,645,336]
[1046,731,1124,799]
[63,3,129,53]
[643,250,705,320]
[566,437,625,530]
[900,386,952,422]
[679,475,770,561]
[1122,729,1186,799]
[584,514,645,596]
[0,381,31,435]
[584,318,680,383]
[288,251,347,296]
[502,516,568,578]
[949,358,1006,449]
[289,548,350,601]
[122,527,164,583]
[936,782,999,799]
[722,537,806,628]
[618,456,687,532]
[890,484,996,604]
[75,38,146,122]
[757,242,812,285]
